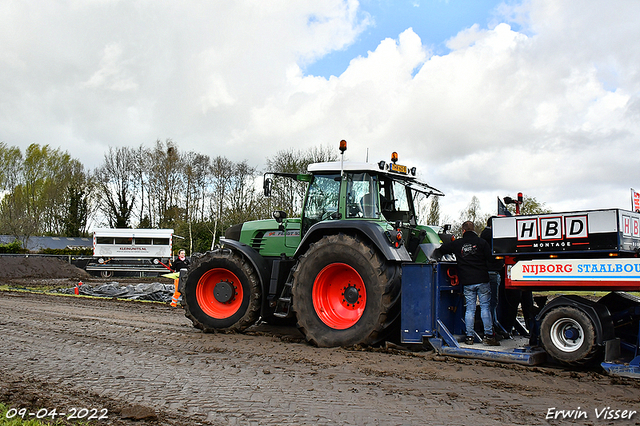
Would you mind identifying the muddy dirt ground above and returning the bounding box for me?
[1,258,640,425]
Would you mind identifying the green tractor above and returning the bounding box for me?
[182,142,445,347]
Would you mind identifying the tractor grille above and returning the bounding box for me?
[250,232,265,250]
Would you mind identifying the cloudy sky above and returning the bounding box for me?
[2,0,639,221]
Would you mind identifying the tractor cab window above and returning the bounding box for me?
[392,180,410,212]
[380,177,416,224]
[346,173,379,219]
[302,173,340,233]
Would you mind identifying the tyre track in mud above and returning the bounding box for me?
[1,290,640,425]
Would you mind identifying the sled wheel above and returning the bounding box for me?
[183,249,261,332]
[540,306,601,366]
[292,234,401,347]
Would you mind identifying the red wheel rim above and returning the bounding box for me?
[196,268,243,319]
[312,263,366,330]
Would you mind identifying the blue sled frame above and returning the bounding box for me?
[401,262,640,377]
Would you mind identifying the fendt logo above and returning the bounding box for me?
[517,215,588,242]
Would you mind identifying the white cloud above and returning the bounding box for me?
[248,1,640,219]
[1,0,640,221]
[83,43,138,91]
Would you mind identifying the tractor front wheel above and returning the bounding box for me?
[292,234,401,347]
[183,249,261,332]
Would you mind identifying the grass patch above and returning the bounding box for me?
[0,285,64,293]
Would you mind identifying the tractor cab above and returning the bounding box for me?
[262,143,444,262]
[298,161,433,232]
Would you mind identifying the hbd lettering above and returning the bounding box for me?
[517,215,588,242]
[546,407,637,420]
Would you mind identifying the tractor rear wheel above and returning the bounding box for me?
[183,249,261,333]
[292,234,401,347]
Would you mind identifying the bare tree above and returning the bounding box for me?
[425,196,441,226]
[130,144,152,227]
[182,151,210,223]
[265,148,307,216]
[265,145,338,216]
[452,196,490,237]
[226,160,260,225]
[95,146,137,228]
[146,139,184,227]
[304,144,339,164]
[209,155,234,231]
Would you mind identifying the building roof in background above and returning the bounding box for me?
[0,235,92,251]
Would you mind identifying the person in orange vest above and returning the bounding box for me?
[169,249,190,307]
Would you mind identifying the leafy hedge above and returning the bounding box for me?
[0,240,27,254]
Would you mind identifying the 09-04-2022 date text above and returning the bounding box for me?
[5,407,108,421]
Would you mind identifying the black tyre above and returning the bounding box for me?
[292,234,401,347]
[539,306,601,366]
[183,249,261,333]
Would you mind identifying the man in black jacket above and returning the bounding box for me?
[480,216,504,330]
[439,221,499,346]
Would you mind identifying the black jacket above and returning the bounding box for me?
[439,230,491,285]
[480,226,504,272]
[172,257,190,272]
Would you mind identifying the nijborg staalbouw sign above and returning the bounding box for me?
[511,259,640,282]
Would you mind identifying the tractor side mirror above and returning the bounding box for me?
[263,177,273,197]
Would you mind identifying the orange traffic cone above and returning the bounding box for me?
[74,281,83,295]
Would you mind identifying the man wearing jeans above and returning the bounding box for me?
[438,221,499,346]
[480,216,504,332]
